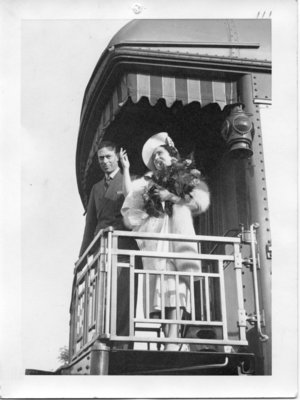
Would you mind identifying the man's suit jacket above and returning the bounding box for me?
[79,170,126,256]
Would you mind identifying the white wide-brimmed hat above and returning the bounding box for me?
[142,132,176,170]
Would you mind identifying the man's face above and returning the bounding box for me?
[97,147,119,174]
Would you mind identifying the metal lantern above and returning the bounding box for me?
[221,103,255,159]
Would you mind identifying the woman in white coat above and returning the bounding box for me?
[121,132,210,350]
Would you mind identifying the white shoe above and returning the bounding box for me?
[164,343,180,351]
[179,344,190,352]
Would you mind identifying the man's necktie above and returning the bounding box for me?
[104,175,111,191]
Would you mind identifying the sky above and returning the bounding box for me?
[21,18,129,373]
[0,0,298,398]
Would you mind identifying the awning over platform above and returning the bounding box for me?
[84,72,238,180]
[126,73,237,107]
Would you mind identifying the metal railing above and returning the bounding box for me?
[69,228,248,362]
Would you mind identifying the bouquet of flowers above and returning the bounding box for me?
[143,159,202,217]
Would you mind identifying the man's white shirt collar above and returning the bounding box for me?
[106,167,120,180]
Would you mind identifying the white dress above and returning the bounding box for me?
[121,175,210,315]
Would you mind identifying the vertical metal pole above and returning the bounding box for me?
[105,231,112,336]
[233,243,247,341]
[68,292,75,361]
[250,224,269,342]
[199,277,205,320]
[69,272,78,360]
[90,341,110,375]
[145,272,150,319]
[218,259,228,340]
[95,259,101,334]
[110,232,118,336]
[205,276,211,322]
[197,239,202,273]
[96,235,106,336]
[88,273,94,331]
[190,274,195,321]
[83,273,89,345]
[129,255,135,338]
[160,271,165,320]
[175,274,180,321]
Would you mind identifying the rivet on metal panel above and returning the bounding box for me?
[238,309,247,326]
[131,3,144,14]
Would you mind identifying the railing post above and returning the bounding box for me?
[218,259,228,341]
[68,289,76,361]
[199,277,205,320]
[105,230,113,336]
[83,273,89,345]
[145,272,150,318]
[190,273,195,321]
[96,235,107,336]
[233,243,247,341]
[90,341,110,375]
[110,230,118,336]
[204,276,211,322]
[73,275,80,357]
[249,224,269,342]
[129,255,135,338]
[175,274,180,321]
[160,272,165,320]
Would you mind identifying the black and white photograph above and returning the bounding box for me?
[0,0,298,398]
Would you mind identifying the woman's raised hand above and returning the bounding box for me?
[119,148,130,170]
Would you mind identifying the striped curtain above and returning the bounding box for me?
[84,72,237,177]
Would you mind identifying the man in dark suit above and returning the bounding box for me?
[79,141,139,347]
[79,142,127,256]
